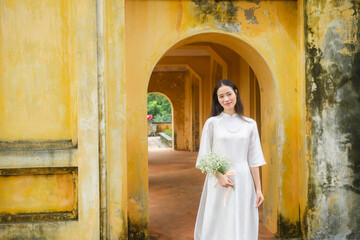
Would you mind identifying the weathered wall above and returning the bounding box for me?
[5,0,350,239]
[0,0,104,239]
[305,0,360,239]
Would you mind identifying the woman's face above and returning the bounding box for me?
[217,85,237,112]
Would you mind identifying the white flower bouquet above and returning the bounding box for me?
[197,151,231,176]
[198,151,235,206]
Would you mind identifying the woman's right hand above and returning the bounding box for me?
[215,172,235,188]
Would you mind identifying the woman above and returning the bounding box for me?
[194,79,266,240]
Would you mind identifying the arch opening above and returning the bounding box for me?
[145,32,278,238]
[146,92,174,149]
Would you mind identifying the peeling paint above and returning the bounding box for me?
[191,0,241,32]
[240,6,260,24]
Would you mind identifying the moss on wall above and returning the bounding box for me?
[128,218,148,240]
[305,0,360,239]
[276,213,301,238]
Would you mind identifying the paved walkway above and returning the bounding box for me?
[148,137,277,239]
[148,136,172,151]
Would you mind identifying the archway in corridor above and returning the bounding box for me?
[146,32,278,238]
[147,92,174,149]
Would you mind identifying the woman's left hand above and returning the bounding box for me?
[255,190,264,208]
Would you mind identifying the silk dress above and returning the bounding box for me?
[194,112,266,240]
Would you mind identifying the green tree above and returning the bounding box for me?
[147,93,172,122]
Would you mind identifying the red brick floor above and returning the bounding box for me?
[149,149,277,240]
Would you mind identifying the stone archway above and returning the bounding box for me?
[126,30,300,238]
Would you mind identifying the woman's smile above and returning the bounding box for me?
[217,85,237,112]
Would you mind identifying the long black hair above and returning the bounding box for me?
[209,79,246,120]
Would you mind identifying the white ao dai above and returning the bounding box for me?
[194,112,266,240]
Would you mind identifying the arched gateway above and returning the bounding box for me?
[126,29,301,238]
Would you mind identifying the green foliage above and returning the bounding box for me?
[164,129,172,137]
[147,93,172,122]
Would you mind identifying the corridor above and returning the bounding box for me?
[148,137,277,240]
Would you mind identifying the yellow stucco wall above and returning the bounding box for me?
[0,0,101,238]
[0,173,74,214]
[125,0,301,237]
[0,0,74,141]
[104,0,127,238]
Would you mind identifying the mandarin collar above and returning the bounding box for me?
[220,112,238,118]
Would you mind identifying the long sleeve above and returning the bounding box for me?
[195,119,213,169]
[247,120,266,167]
